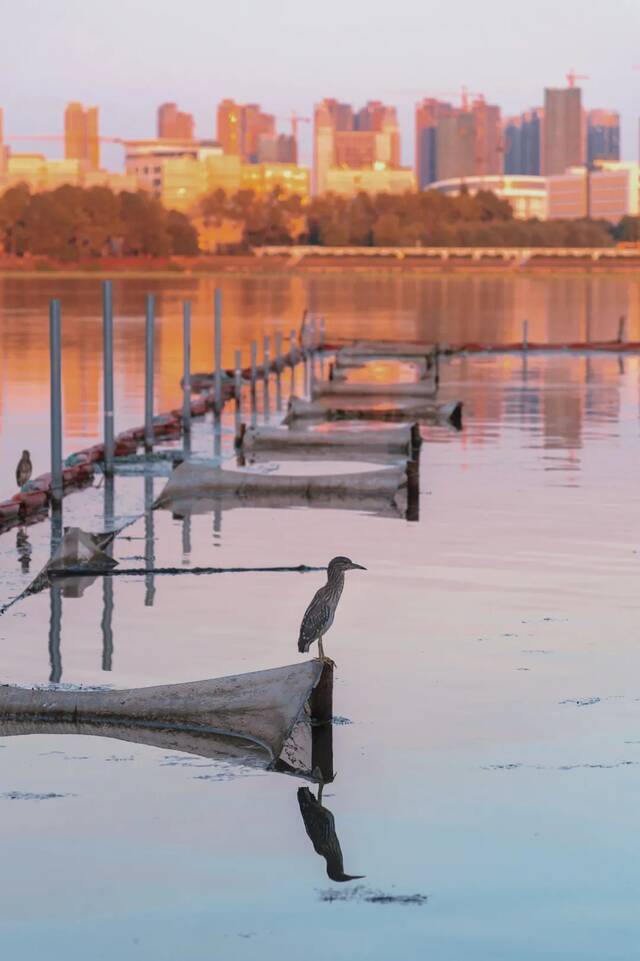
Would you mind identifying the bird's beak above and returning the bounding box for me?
[350,562,367,571]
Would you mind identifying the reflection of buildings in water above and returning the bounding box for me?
[297,784,364,882]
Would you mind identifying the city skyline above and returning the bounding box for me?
[2,0,639,169]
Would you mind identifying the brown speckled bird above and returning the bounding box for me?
[15,450,32,489]
[298,786,364,882]
[298,556,366,662]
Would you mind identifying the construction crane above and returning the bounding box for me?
[566,68,589,88]
[275,111,311,141]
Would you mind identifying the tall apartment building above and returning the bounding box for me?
[0,107,7,175]
[543,87,583,175]
[216,100,275,163]
[313,98,401,194]
[587,109,620,167]
[257,133,296,164]
[415,96,501,186]
[64,102,100,172]
[157,102,194,140]
[415,99,453,187]
[504,108,543,175]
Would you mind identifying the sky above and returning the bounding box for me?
[2,0,639,170]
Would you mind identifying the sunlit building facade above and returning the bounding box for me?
[323,164,415,197]
[217,100,276,163]
[314,98,405,195]
[587,110,620,168]
[547,162,640,221]
[64,101,100,171]
[157,102,194,140]
[543,87,583,175]
[430,174,547,219]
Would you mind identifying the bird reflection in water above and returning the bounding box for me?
[298,784,364,882]
[16,527,32,574]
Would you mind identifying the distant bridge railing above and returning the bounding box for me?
[253,245,639,266]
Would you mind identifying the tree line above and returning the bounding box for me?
[2,182,640,257]
[0,184,198,258]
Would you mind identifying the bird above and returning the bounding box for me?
[15,450,32,489]
[298,556,366,662]
[297,786,364,882]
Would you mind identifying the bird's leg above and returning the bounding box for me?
[318,636,336,669]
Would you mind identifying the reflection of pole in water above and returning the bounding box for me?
[182,512,192,560]
[290,329,297,396]
[144,474,155,607]
[213,411,222,461]
[102,472,115,670]
[213,504,222,546]
[48,585,62,683]
[263,335,271,423]
[250,340,258,428]
[585,276,592,344]
[275,332,283,411]
[101,576,114,672]
[16,527,31,573]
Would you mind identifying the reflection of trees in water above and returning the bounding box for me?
[298,784,364,882]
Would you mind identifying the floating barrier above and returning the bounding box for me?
[312,380,436,399]
[284,395,462,429]
[239,423,421,456]
[0,661,329,775]
[328,339,436,361]
[155,460,408,506]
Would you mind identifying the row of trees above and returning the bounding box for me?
[0,184,198,258]
[2,182,639,257]
[198,187,617,248]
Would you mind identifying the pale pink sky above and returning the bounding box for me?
[2,0,639,168]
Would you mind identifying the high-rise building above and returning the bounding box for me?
[157,102,194,140]
[313,98,402,194]
[543,87,583,175]
[504,108,543,175]
[415,99,453,188]
[587,110,620,167]
[416,96,501,187]
[216,100,275,163]
[436,112,476,181]
[0,107,7,175]
[64,102,99,171]
[257,133,297,164]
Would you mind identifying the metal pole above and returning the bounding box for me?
[48,584,62,684]
[275,331,283,411]
[234,349,242,440]
[263,335,271,422]
[49,299,63,501]
[319,316,326,347]
[214,287,223,414]
[250,340,257,426]
[290,329,297,395]
[617,314,626,344]
[144,473,155,607]
[102,280,114,473]
[522,319,528,352]
[101,471,114,672]
[182,300,191,434]
[144,294,155,451]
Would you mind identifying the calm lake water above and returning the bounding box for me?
[0,271,639,960]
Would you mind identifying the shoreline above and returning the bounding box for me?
[2,252,640,278]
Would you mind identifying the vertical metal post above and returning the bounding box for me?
[49,299,63,502]
[250,340,257,427]
[522,319,528,352]
[234,349,242,440]
[275,331,283,411]
[144,473,155,607]
[617,314,625,344]
[290,329,297,395]
[144,294,155,452]
[214,287,223,414]
[102,281,114,473]
[182,300,191,434]
[263,335,271,422]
